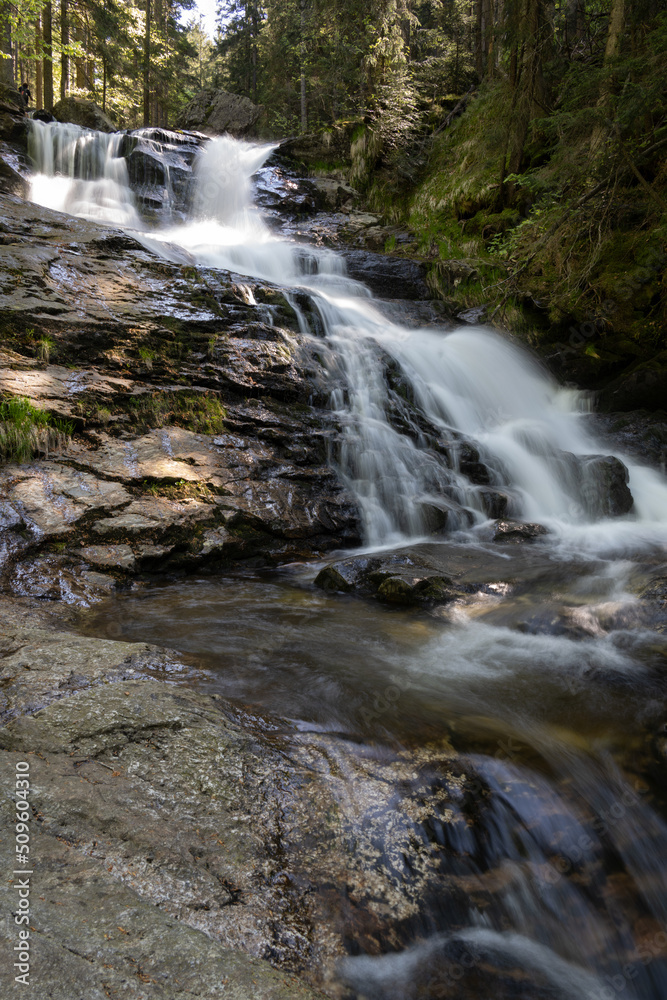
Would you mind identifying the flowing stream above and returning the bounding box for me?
[28,121,667,998]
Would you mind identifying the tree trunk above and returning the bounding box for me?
[497,0,543,207]
[590,0,625,155]
[43,2,53,110]
[75,19,85,88]
[564,0,582,54]
[0,15,12,87]
[475,0,483,77]
[251,1,258,103]
[300,0,307,132]
[35,19,43,107]
[143,0,151,126]
[484,0,494,76]
[60,0,69,99]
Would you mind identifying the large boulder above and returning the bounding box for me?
[341,249,431,300]
[52,96,117,133]
[175,89,262,137]
[580,453,634,517]
[122,127,206,222]
[597,350,667,413]
[0,81,25,116]
[0,83,28,143]
[279,123,359,168]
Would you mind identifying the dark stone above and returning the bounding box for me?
[598,350,667,413]
[341,249,431,300]
[0,82,25,116]
[33,109,56,123]
[493,520,549,543]
[580,454,634,517]
[253,162,321,218]
[313,565,354,592]
[377,576,417,604]
[0,156,27,197]
[591,409,667,467]
[458,443,491,485]
[479,488,511,519]
[315,549,466,607]
[418,502,451,533]
[175,89,262,137]
[0,112,28,144]
[52,97,117,133]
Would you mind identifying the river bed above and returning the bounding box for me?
[77,537,667,1000]
[25,118,667,999]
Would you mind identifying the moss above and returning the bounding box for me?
[126,390,226,435]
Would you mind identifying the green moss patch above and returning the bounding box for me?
[126,391,226,435]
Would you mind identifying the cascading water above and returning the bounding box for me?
[27,122,667,548]
[28,120,141,227]
[136,133,667,548]
[29,122,667,1000]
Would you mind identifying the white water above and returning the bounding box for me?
[28,124,667,553]
[29,120,141,227]
[29,128,667,995]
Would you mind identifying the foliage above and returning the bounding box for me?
[0,0,198,126]
[127,390,226,434]
[0,396,73,464]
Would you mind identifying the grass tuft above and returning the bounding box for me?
[127,390,226,435]
[0,397,74,464]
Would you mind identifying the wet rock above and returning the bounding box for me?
[0,190,362,586]
[315,550,468,607]
[92,495,215,539]
[32,109,56,123]
[580,454,634,517]
[11,557,118,603]
[0,155,27,196]
[0,82,25,117]
[591,409,667,467]
[254,162,321,218]
[4,463,131,537]
[313,564,355,593]
[458,443,492,485]
[124,128,205,222]
[636,575,667,633]
[176,89,262,137]
[52,96,117,133]
[479,488,512,519]
[598,350,667,413]
[80,543,137,571]
[342,249,431,300]
[0,112,27,144]
[493,520,549,543]
[310,177,359,211]
[0,626,188,722]
[0,626,463,995]
[417,501,451,533]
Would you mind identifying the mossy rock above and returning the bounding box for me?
[598,350,667,412]
[52,97,117,133]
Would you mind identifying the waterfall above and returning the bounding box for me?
[28,120,141,228]
[169,138,667,551]
[28,124,667,1000]
[25,124,667,551]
